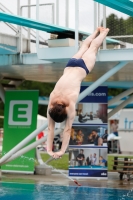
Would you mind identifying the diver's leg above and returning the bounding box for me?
[82,27,109,72]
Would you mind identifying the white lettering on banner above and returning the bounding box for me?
[70,173,88,175]
[124,118,133,129]
[8,100,33,126]
[119,110,133,130]
[101,173,107,176]
[6,164,29,168]
[88,93,106,97]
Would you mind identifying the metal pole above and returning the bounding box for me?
[0,2,14,14]
[0,166,1,179]
[21,3,54,8]
[98,3,100,27]
[77,62,128,102]
[108,119,111,134]
[0,121,48,164]
[19,8,23,61]
[108,95,133,119]
[109,35,133,38]
[75,0,79,52]
[94,2,97,30]
[17,0,21,53]
[103,5,106,49]
[2,129,63,165]
[52,4,54,24]
[38,100,49,105]
[36,149,46,165]
[0,83,5,103]
[108,87,133,106]
[17,0,20,32]
[66,0,69,27]
[36,0,39,50]
[27,0,31,53]
[56,0,59,25]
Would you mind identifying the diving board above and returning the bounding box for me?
[0,11,120,44]
[94,0,133,16]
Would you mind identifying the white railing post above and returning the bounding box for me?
[0,83,5,103]
[66,0,69,27]
[17,0,21,54]
[98,3,100,27]
[103,5,106,49]
[75,0,79,53]
[94,2,97,30]
[36,0,39,51]
[28,0,31,53]
[56,0,59,25]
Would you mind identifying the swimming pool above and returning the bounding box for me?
[0,182,132,200]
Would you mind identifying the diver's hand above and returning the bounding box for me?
[53,151,64,159]
[47,150,54,157]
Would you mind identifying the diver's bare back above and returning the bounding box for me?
[51,67,86,104]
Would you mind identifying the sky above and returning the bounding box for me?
[0,0,129,40]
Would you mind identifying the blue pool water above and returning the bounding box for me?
[0,182,133,200]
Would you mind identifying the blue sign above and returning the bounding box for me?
[69,169,107,177]
[79,86,107,103]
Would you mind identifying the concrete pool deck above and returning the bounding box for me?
[1,171,133,190]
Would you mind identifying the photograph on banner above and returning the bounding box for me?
[69,147,108,178]
[74,103,107,124]
[69,125,108,146]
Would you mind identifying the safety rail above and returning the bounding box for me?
[20,3,55,54]
[1,1,133,56]
[36,0,133,62]
[0,2,51,54]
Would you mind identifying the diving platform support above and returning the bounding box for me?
[0,83,5,103]
[0,121,48,164]
[108,87,133,106]
[0,61,128,165]
[3,129,63,164]
[78,61,128,102]
[108,95,133,119]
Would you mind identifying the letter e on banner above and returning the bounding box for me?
[8,100,33,126]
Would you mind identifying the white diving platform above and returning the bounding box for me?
[0,1,133,90]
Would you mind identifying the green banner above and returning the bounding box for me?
[2,90,39,173]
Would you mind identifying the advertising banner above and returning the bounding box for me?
[118,109,133,152]
[2,90,39,173]
[69,146,108,178]
[69,86,108,179]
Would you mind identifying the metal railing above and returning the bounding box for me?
[1,1,133,54]
[36,0,80,56]
[0,2,54,54]
[0,3,18,34]
[20,3,55,54]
